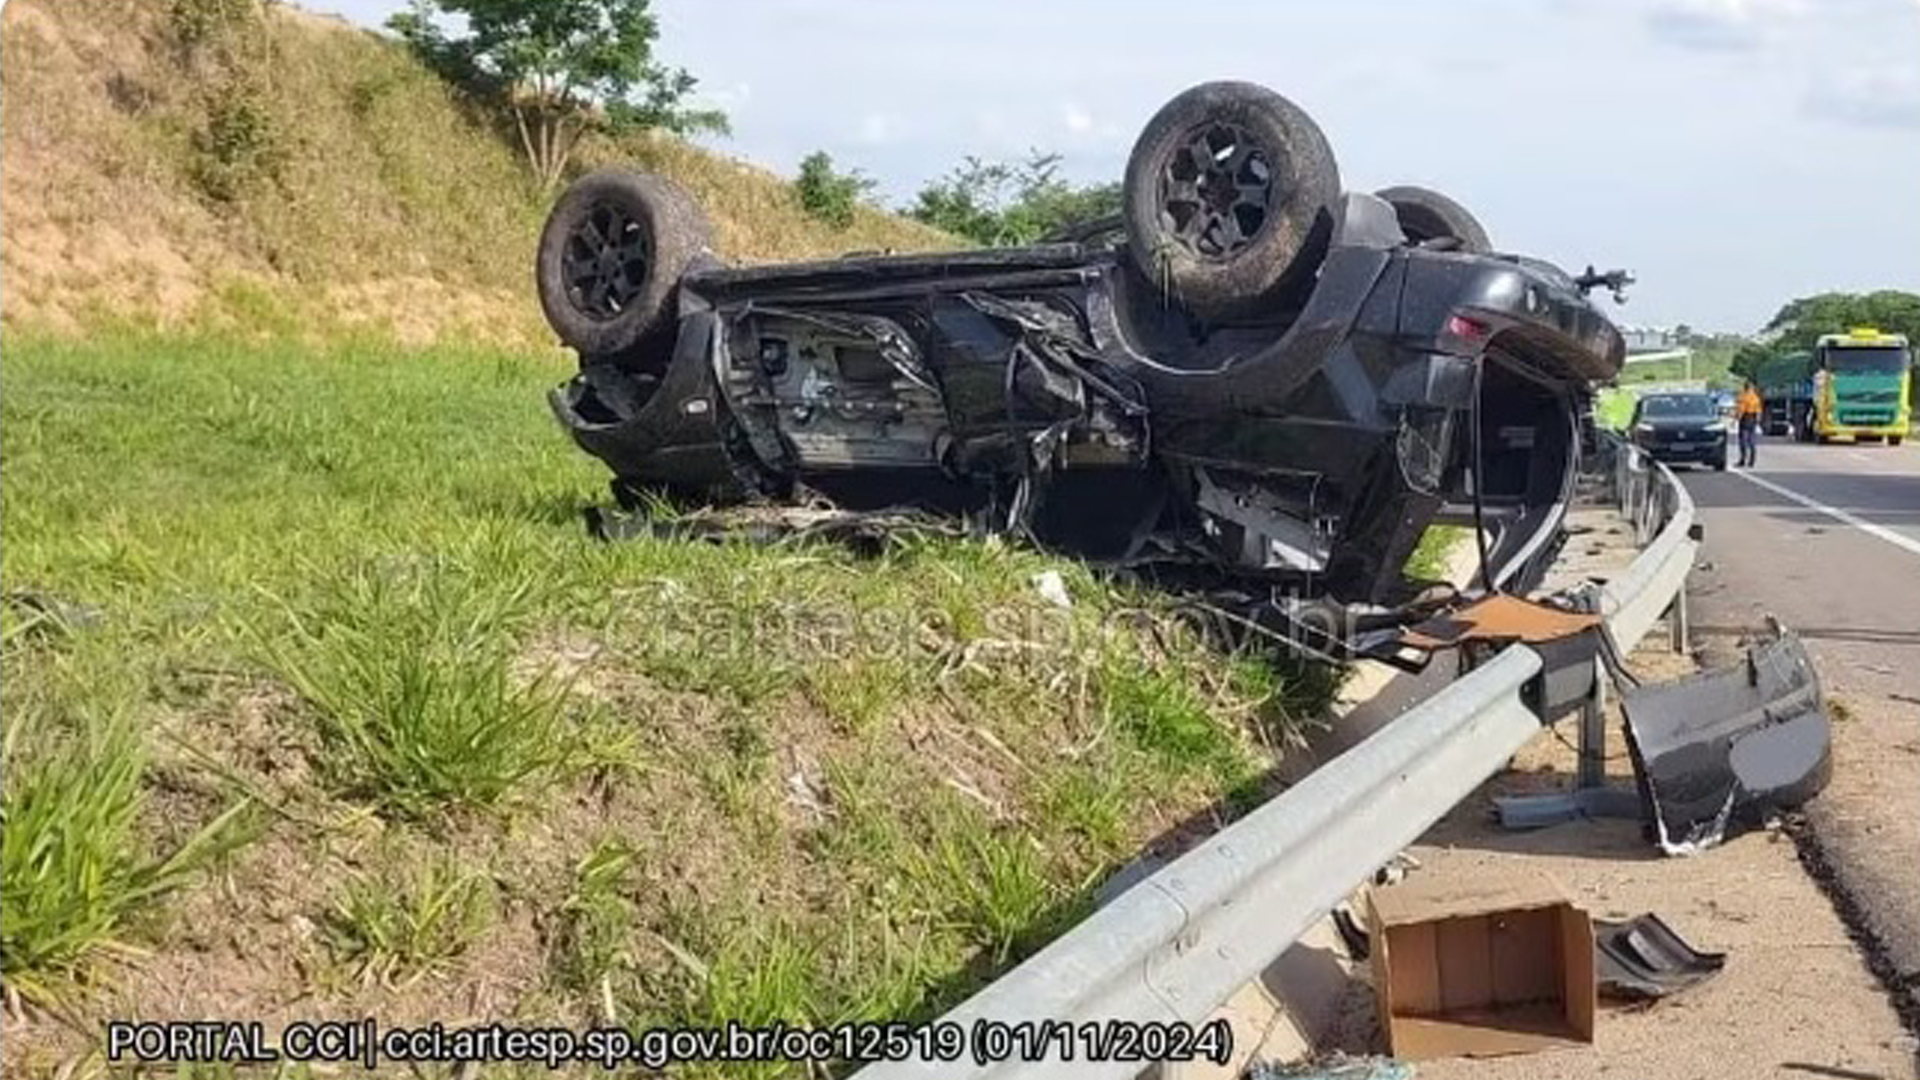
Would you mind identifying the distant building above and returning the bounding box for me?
[1619,325,1681,355]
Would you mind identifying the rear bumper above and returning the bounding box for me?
[1816,422,1906,439]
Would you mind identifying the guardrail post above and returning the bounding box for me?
[1576,656,1608,790]
[1668,586,1690,654]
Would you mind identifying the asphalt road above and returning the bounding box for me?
[1677,434,1920,1029]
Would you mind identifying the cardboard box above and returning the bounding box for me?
[1366,871,1595,1060]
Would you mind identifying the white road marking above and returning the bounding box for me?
[1734,469,1920,559]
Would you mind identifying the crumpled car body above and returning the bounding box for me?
[551,192,1624,605]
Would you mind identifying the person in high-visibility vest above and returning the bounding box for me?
[1735,381,1763,467]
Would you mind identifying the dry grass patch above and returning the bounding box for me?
[1,0,954,347]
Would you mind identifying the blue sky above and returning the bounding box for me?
[322,0,1920,331]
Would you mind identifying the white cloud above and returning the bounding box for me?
[1061,101,1094,134]
[1643,0,1805,50]
[1806,64,1920,129]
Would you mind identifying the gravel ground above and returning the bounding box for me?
[1363,645,1918,1079]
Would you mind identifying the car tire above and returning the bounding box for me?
[536,168,712,359]
[1122,81,1340,321]
[1713,454,1728,471]
[1374,185,1492,253]
[1891,436,1905,446]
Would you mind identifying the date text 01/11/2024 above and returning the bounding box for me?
[104,1017,1236,1070]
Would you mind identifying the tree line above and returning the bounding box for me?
[1730,291,1920,382]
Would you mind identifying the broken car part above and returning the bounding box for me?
[1623,624,1831,852]
[540,81,1624,609]
[1623,623,1830,854]
[1594,913,1726,1001]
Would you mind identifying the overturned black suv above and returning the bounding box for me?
[541,82,1625,606]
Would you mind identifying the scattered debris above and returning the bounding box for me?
[1249,1054,1414,1080]
[1623,623,1830,854]
[1399,594,1601,650]
[1594,913,1726,1001]
[1366,871,1595,1059]
[1494,785,1641,830]
[783,768,830,822]
[1332,906,1371,961]
[1030,569,1072,609]
[1372,851,1422,887]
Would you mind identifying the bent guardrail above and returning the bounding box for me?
[855,431,1697,1080]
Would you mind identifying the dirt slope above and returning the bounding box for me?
[0,0,950,346]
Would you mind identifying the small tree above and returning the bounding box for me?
[795,151,876,229]
[389,0,729,191]
[910,152,1121,247]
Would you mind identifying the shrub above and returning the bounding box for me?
[796,151,875,230]
[168,0,257,52]
[190,78,287,202]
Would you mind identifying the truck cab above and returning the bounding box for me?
[1809,328,1911,445]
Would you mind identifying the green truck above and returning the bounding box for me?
[1757,327,1912,444]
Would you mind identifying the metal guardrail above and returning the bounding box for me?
[856,434,1696,1080]
[1597,433,1698,653]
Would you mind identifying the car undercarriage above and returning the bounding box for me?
[537,81,1627,632]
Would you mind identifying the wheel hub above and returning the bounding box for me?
[562,203,651,321]
[1160,122,1275,260]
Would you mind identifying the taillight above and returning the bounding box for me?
[1445,314,1493,345]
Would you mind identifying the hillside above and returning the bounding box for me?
[0,0,950,346]
[0,6,1345,1071]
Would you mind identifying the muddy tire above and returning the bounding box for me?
[1375,185,1491,253]
[536,168,712,358]
[1122,81,1340,321]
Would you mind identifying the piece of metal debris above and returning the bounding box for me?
[1030,569,1072,609]
[1494,785,1642,830]
[1248,1054,1414,1080]
[1331,905,1371,961]
[1594,913,1726,1000]
[1622,622,1830,855]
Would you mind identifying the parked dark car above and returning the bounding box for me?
[539,82,1626,607]
[1629,392,1729,470]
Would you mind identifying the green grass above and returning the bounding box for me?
[0,326,1330,1065]
[1405,524,1468,582]
[546,839,644,997]
[262,567,575,819]
[0,698,245,1003]
[1597,387,1639,431]
[322,855,495,988]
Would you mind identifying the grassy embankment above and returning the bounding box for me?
[0,0,947,346]
[2,329,1329,1076]
[1,4,1351,1073]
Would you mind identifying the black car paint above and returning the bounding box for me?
[1630,394,1728,468]
[551,193,1625,604]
